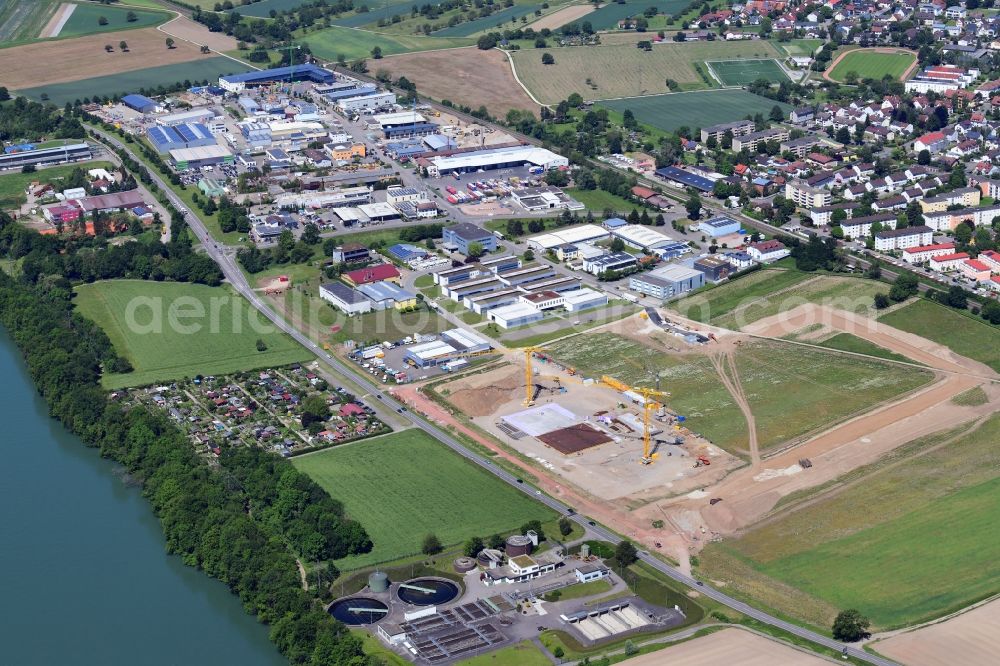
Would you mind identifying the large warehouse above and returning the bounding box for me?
[0,143,91,171]
[611,224,676,251]
[218,64,335,92]
[147,123,218,154]
[426,145,568,177]
[526,224,609,251]
[169,145,234,170]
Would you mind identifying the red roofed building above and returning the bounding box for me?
[988,275,1000,292]
[901,243,955,264]
[979,249,1000,272]
[961,259,992,281]
[929,252,969,272]
[747,239,790,263]
[913,131,947,154]
[342,263,401,287]
[339,403,366,417]
[631,185,657,200]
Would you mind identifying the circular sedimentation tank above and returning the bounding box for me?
[397,578,459,606]
[327,597,388,625]
[368,571,389,593]
[453,557,476,573]
[505,534,533,557]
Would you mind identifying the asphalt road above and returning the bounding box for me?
[91,127,897,666]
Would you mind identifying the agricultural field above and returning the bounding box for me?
[675,273,887,330]
[370,47,537,117]
[815,333,914,364]
[707,58,789,86]
[333,0,438,28]
[18,57,250,105]
[433,3,543,36]
[528,3,595,31]
[879,299,1000,372]
[226,0,314,18]
[74,280,312,389]
[292,429,556,569]
[511,40,785,103]
[0,0,57,43]
[300,25,471,62]
[3,28,228,92]
[547,334,931,455]
[54,2,169,38]
[827,47,917,82]
[600,89,791,133]
[0,159,112,210]
[701,413,1000,630]
[585,0,689,30]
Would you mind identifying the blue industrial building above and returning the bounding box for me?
[320,83,378,101]
[384,122,439,139]
[387,243,429,263]
[384,139,427,159]
[654,166,714,192]
[146,123,218,154]
[122,94,156,113]
[219,64,334,92]
[697,216,741,238]
[443,222,496,256]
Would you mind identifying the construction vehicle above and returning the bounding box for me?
[693,455,711,468]
[522,346,547,406]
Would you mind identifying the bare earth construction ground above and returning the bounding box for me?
[0,28,216,89]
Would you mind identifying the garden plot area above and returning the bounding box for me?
[700,413,1000,630]
[75,280,312,389]
[511,40,785,103]
[600,89,791,133]
[293,429,555,569]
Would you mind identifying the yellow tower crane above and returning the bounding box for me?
[522,346,547,406]
[634,387,671,465]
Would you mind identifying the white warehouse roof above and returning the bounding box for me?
[612,224,675,250]
[373,111,426,125]
[408,340,457,360]
[527,224,610,250]
[169,145,232,161]
[441,328,491,350]
[429,145,568,173]
[562,287,607,305]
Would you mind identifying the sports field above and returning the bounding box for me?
[827,48,916,82]
[547,334,931,455]
[600,89,792,133]
[75,280,312,389]
[18,57,251,105]
[879,299,1000,372]
[56,2,168,38]
[511,40,785,103]
[433,3,543,37]
[301,25,471,62]
[701,413,1000,629]
[585,0,689,30]
[708,58,789,86]
[293,429,555,569]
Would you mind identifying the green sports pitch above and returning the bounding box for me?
[601,89,791,133]
[707,58,790,86]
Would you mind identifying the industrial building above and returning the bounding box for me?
[629,265,704,299]
[403,328,492,368]
[338,91,396,113]
[583,252,637,276]
[319,282,372,315]
[487,302,544,329]
[218,64,335,92]
[611,224,676,251]
[562,288,609,312]
[168,145,234,170]
[122,94,156,113]
[147,123,218,154]
[654,166,715,192]
[372,111,437,139]
[0,143,91,171]
[697,216,741,238]
[426,145,568,177]
[510,185,584,211]
[442,222,496,255]
[316,81,377,101]
[497,264,557,286]
[356,282,417,310]
[342,263,401,287]
[693,255,733,281]
[331,242,370,264]
[526,224,609,251]
[154,107,215,127]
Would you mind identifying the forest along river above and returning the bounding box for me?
[0,328,285,665]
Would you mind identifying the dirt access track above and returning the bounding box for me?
[873,597,1000,666]
[620,627,834,666]
[652,303,998,538]
[0,28,215,89]
[376,47,539,118]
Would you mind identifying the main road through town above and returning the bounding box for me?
[91,127,897,666]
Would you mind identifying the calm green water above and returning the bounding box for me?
[0,328,286,666]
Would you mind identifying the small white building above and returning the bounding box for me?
[746,240,790,263]
[487,302,543,329]
[319,282,371,315]
[562,288,609,312]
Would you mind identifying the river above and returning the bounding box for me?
[0,328,285,666]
